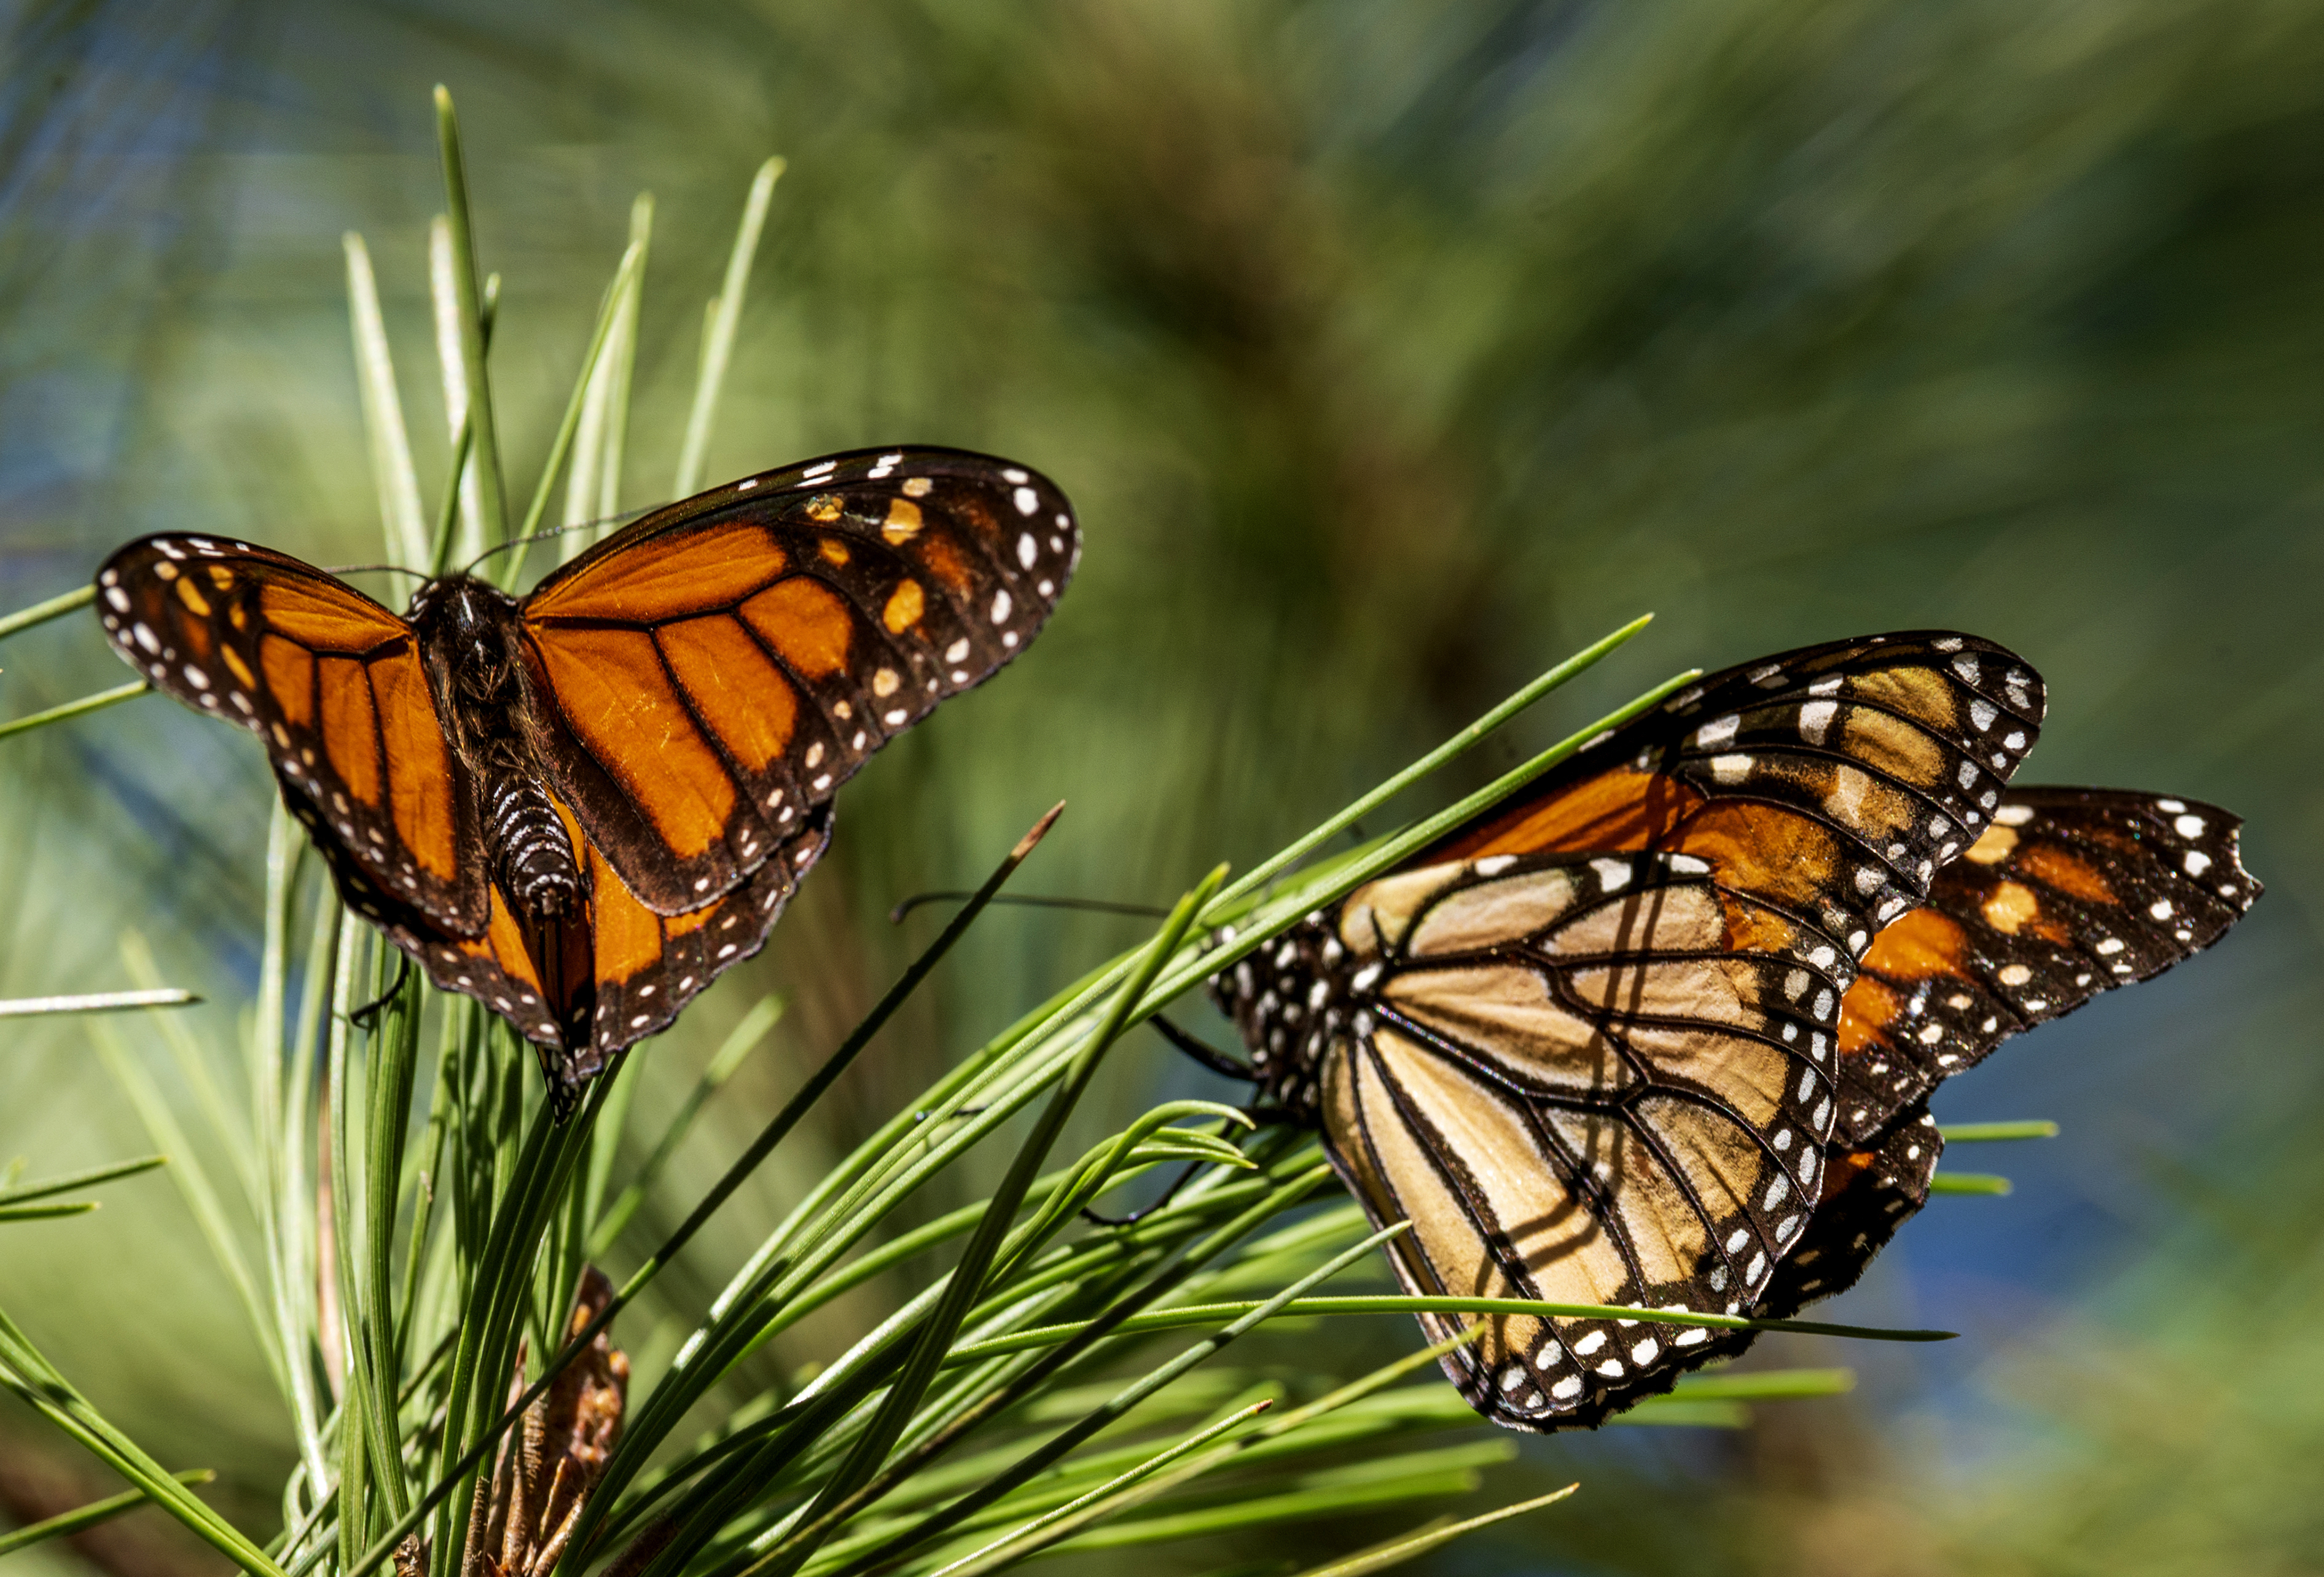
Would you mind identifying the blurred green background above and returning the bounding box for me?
[2,0,2322,1571]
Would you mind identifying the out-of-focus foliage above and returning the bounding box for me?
[1,0,2319,1571]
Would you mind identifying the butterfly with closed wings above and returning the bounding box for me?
[97,446,1078,1109]
[1210,632,2258,1429]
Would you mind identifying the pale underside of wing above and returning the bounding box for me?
[1302,851,1850,1431]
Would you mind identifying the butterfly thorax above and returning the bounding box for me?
[408,576,584,920]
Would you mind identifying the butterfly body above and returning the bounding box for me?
[1202,631,2259,1430]
[96,446,1079,1103]
[407,574,584,920]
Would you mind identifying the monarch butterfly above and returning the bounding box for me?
[1210,632,2258,1429]
[96,446,1078,1108]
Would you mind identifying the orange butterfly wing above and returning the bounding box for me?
[518,447,1077,915]
[95,536,488,936]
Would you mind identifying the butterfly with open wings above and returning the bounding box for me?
[97,447,1078,1109]
[1210,632,2258,1430]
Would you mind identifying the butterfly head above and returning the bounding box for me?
[407,574,527,705]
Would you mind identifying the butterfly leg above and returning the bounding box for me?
[348,952,415,1031]
[1150,1015,1256,1082]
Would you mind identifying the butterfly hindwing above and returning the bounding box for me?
[518,447,1078,915]
[96,536,488,936]
[1832,788,2260,1142]
[1226,849,1855,1428]
[1751,1104,1943,1323]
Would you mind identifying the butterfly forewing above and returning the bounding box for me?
[1427,632,2048,957]
[96,537,488,936]
[1831,788,2259,1143]
[519,447,1078,915]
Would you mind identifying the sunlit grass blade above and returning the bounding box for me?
[432,86,506,550]
[88,1017,284,1385]
[764,865,1230,1576]
[0,988,197,1017]
[588,990,783,1257]
[797,1224,1407,1577]
[1280,1484,1579,1577]
[1939,1120,2059,1141]
[1661,1366,1855,1400]
[0,584,96,643]
[1057,1443,1509,1552]
[0,681,149,743]
[1203,612,1656,917]
[945,1294,1954,1364]
[921,1401,1274,1577]
[567,192,654,557]
[0,1301,288,1576]
[344,231,429,570]
[0,1468,215,1556]
[499,236,646,589]
[0,1153,166,1206]
[0,1201,98,1221]
[673,156,783,495]
[1931,1171,2013,1195]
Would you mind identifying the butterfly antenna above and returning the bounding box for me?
[458,508,655,579]
[325,563,433,581]
[887,891,1172,925]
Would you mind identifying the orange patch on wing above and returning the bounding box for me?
[1663,802,1840,912]
[656,615,800,773]
[910,531,976,595]
[882,579,925,634]
[371,649,458,880]
[1837,975,1904,1055]
[1962,826,2019,864]
[317,657,383,807]
[2019,843,2117,904]
[739,577,853,680]
[1979,882,2041,935]
[173,577,212,617]
[533,523,786,622]
[882,498,923,542]
[479,884,546,994]
[260,635,316,726]
[587,845,664,987]
[818,538,851,566]
[260,577,405,653]
[665,904,718,939]
[1858,906,1968,980]
[528,627,735,859]
[1428,769,1704,864]
[1721,897,1805,956]
[221,645,257,691]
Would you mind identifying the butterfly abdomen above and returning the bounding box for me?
[485,776,583,917]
